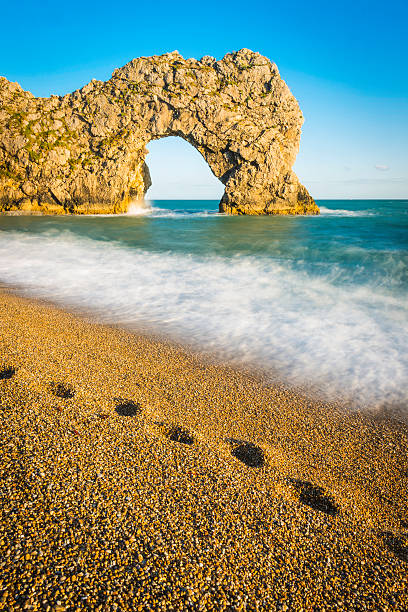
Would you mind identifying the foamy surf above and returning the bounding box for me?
[126,201,220,218]
[319,206,376,217]
[127,201,154,216]
[0,224,406,410]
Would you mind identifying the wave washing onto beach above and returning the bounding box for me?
[0,199,407,410]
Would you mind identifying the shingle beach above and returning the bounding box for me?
[1,290,407,611]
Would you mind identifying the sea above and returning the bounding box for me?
[0,199,407,411]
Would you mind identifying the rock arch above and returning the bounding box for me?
[0,49,318,215]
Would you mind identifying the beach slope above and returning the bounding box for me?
[0,290,407,610]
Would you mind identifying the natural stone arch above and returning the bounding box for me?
[0,49,318,215]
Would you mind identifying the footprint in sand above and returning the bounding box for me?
[287,478,340,516]
[0,366,16,380]
[168,425,195,445]
[155,422,195,445]
[50,382,75,399]
[381,531,408,563]
[227,439,266,468]
[115,399,142,417]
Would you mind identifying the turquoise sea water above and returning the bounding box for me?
[0,199,407,409]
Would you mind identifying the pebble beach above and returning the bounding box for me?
[1,289,407,611]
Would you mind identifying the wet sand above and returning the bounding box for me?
[0,289,407,610]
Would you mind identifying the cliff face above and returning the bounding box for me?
[0,49,318,215]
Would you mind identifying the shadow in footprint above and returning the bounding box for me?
[0,366,15,380]
[288,479,339,516]
[168,425,195,445]
[115,400,142,417]
[51,382,75,399]
[381,532,408,563]
[228,439,265,468]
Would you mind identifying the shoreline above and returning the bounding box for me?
[1,289,407,609]
[0,282,345,411]
[2,282,400,416]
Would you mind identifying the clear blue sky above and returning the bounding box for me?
[2,0,407,199]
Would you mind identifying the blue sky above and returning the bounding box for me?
[2,0,407,199]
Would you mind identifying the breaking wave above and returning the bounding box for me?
[127,201,219,218]
[0,227,406,410]
[319,206,376,217]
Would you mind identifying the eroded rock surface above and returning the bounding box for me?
[0,49,318,215]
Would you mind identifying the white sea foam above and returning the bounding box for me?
[0,229,406,409]
[86,202,220,218]
[127,201,154,216]
[319,207,376,217]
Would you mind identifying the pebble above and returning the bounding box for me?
[0,291,407,610]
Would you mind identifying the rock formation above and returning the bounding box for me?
[0,49,318,215]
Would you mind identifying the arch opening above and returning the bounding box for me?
[144,136,224,201]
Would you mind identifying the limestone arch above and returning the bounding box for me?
[0,49,318,215]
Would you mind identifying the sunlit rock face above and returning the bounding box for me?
[0,49,318,215]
